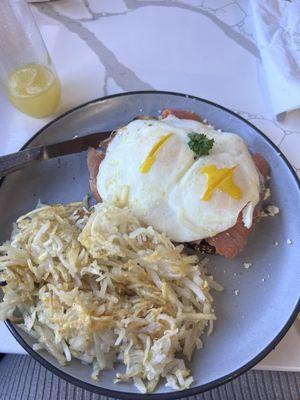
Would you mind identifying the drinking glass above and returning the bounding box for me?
[0,0,61,118]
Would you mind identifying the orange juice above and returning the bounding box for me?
[6,63,61,118]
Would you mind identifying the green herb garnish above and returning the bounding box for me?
[187,132,214,158]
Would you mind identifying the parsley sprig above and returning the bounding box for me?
[187,132,214,158]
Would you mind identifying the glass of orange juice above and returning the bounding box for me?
[0,0,61,118]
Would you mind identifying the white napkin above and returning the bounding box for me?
[251,0,300,118]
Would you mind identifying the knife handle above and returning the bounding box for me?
[0,146,44,177]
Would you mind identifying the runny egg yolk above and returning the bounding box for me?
[200,164,242,201]
[139,133,173,173]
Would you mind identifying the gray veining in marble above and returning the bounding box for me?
[76,0,259,58]
[123,0,260,58]
[38,3,154,94]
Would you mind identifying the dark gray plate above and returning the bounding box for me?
[1,91,300,399]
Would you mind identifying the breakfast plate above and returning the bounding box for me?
[1,91,299,399]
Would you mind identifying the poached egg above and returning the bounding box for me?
[97,115,260,242]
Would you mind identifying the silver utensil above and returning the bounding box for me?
[0,131,111,177]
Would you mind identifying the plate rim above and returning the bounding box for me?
[3,90,300,400]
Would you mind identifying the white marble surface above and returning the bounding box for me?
[0,0,299,371]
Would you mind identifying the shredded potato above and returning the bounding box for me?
[0,202,220,393]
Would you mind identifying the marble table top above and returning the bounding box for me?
[0,0,299,371]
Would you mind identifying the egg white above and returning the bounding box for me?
[97,115,260,242]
